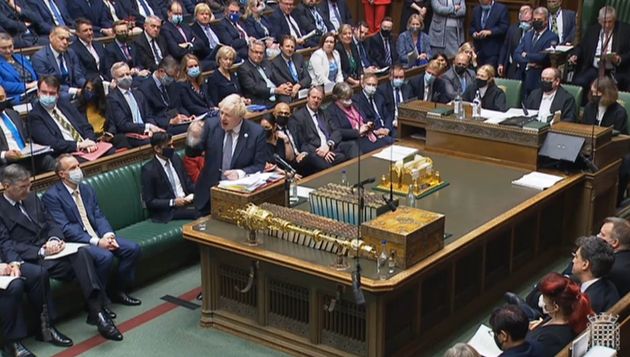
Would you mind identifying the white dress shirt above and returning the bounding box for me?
[155,155,186,205]
[306,106,329,149]
[537,90,557,122]
[45,105,76,141]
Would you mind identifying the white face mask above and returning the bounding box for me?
[68,168,84,185]
[341,99,353,107]
[363,85,377,97]
[538,294,552,315]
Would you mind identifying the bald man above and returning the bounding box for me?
[442,52,476,100]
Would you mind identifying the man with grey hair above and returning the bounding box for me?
[0,164,123,343]
[186,94,268,214]
[569,5,630,92]
[514,7,559,96]
[134,15,170,72]
[237,40,293,107]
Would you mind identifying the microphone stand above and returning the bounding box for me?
[273,153,297,207]
[382,145,397,212]
[352,139,366,305]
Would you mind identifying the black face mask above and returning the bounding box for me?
[532,20,545,32]
[263,127,273,139]
[0,100,13,112]
[275,115,289,127]
[591,95,602,104]
[161,147,175,160]
[381,29,391,38]
[454,65,467,76]
[475,78,488,88]
[541,80,554,93]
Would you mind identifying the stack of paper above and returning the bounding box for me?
[373,145,419,161]
[482,108,539,125]
[467,324,501,357]
[44,242,88,260]
[512,171,564,190]
[218,172,282,193]
[0,276,18,290]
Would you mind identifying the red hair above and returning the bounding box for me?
[538,272,594,334]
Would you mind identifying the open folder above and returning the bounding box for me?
[73,142,113,161]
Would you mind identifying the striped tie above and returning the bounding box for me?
[52,109,83,142]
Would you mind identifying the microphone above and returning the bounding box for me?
[351,177,375,188]
[382,194,397,212]
[273,153,296,175]
[351,267,365,305]
[521,101,529,116]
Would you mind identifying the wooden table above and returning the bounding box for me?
[184,150,587,356]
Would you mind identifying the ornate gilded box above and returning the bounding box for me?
[211,183,287,224]
[361,206,445,269]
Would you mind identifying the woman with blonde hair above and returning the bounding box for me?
[397,14,431,68]
[458,42,478,70]
[173,54,216,116]
[206,46,250,105]
[462,64,507,112]
[336,24,363,86]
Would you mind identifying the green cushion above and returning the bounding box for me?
[563,84,583,106]
[494,78,523,109]
[83,163,146,230]
[617,91,630,132]
[117,219,192,256]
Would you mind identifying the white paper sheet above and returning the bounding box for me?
[467,324,502,357]
[373,145,419,161]
[44,242,88,260]
[296,186,315,198]
[482,108,539,125]
[512,171,564,190]
[0,276,19,290]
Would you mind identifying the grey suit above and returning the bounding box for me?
[429,0,466,57]
[442,66,475,100]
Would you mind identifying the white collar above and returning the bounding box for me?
[155,154,170,167]
[50,45,62,59]
[581,277,601,293]
[3,193,17,206]
[227,120,243,135]
[62,181,78,195]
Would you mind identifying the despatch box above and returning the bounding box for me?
[361,206,445,269]
[211,181,287,224]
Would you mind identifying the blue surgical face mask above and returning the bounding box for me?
[481,4,492,11]
[171,15,183,25]
[229,13,241,23]
[519,21,531,31]
[392,78,404,88]
[161,75,174,86]
[424,73,434,84]
[187,66,201,78]
[39,94,57,109]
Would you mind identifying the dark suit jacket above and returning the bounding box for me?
[0,192,65,262]
[498,24,527,80]
[609,250,630,297]
[137,76,180,121]
[105,87,162,135]
[67,0,113,33]
[550,9,576,45]
[470,2,509,60]
[514,29,559,92]
[295,3,333,34]
[141,155,195,223]
[0,54,38,102]
[0,0,48,36]
[269,8,317,47]
[409,76,449,104]
[31,46,86,93]
[0,109,28,163]
[28,99,97,154]
[463,83,508,112]
[317,0,352,27]
[185,116,268,213]
[352,91,393,132]
[585,278,620,313]
[243,15,273,39]
[293,105,342,154]
[71,40,107,80]
[271,53,312,89]
[160,21,204,61]
[171,82,214,116]
[206,69,241,105]
[104,40,142,74]
[574,21,630,76]
[134,34,169,72]
[336,42,362,81]
[119,0,167,25]
[582,101,628,134]
[29,0,74,31]
[237,59,276,106]
[190,21,223,69]
[377,81,414,116]
[525,86,577,122]
[42,182,114,243]
[367,33,398,68]
[215,17,249,59]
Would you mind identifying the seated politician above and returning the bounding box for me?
[308,33,344,87]
[142,132,200,223]
[42,154,142,305]
[326,82,394,154]
[137,56,193,133]
[160,1,205,63]
[238,40,292,107]
[216,1,251,60]
[106,62,166,147]
[72,18,109,81]
[409,60,449,103]
[31,26,86,100]
[442,52,476,101]
[397,14,431,68]
[134,16,170,73]
[489,305,542,355]
[353,73,394,137]
[206,46,250,105]
[0,84,55,174]
[0,0,49,48]
[582,77,628,134]
[0,34,38,104]
[525,67,577,122]
[271,35,312,103]
[377,65,415,128]
[173,54,217,116]
[104,20,148,80]
[270,0,318,48]
[186,94,268,215]
[336,24,363,87]
[462,65,508,112]
[293,86,357,171]
[29,76,106,157]
[0,164,123,341]
[191,3,223,71]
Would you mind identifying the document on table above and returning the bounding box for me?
[0,276,19,290]
[218,172,283,193]
[296,186,315,199]
[373,145,419,161]
[44,242,88,260]
[73,142,113,161]
[482,108,539,125]
[512,171,564,190]
[20,143,52,157]
[467,324,502,357]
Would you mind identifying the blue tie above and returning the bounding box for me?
[481,9,489,28]
[125,91,144,124]
[1,112,25,150]
[137,0,153,17]
[48,0,66,26]
[58,54,68,80]
[288,59,298,82]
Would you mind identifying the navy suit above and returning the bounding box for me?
[352,91,394,134]
[71,40,108,80]
[31,46,87,97]
[171,82,214,116]
[514,29,559,96]
[498,24,528,80]
[549,9,576,45]
[28,0,74,30]
[141,155,198,223]
[160,20,204,61]
[325,102,393,154]
[243,15,273,40]
[42,182,141,291]
[104,40,142,75]
[29,99,97,154]
[137,76,181,120]
[377,81,414,122]
[271,53,312,103]
[409,76,450,103]
[269,8,317,48]
[133,34,169,72]
[367,33,398,68]
[119,0,167,25]
[585,278,620,313]
[67,0,113,34]
[186,116,268,214]
[470,2,509,68]
[0,54,37,104]
[237,59,277,107]
[317,0,352,30]
[190,21,223,70]
[295,3,334,34]
[215,17,249,60]
[105,88,162,144]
